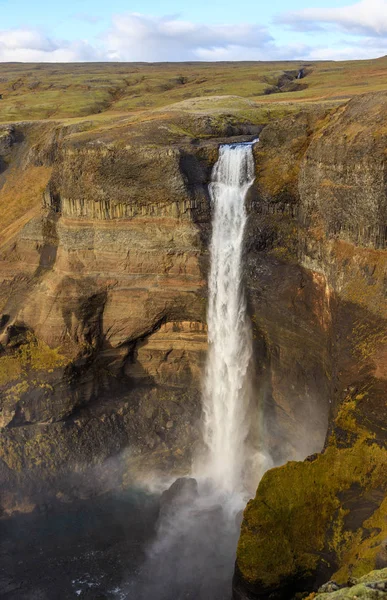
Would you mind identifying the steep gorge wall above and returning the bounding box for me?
[0,110,327,513]
[0,121,216,513]
[0,91,385,565]
[235,92,387,599]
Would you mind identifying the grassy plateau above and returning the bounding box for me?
[0,57,387,126]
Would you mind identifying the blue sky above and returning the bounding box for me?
[0,0,387,61]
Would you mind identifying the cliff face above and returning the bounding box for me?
[235,93,387,598]
[0,91,386,600]
[245,109,333,463]
[0,112,265,513]
[0,117,214,513]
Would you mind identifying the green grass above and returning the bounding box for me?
[1,57,387,124]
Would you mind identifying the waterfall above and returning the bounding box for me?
[201,141,256,495]
[128,142,263,599]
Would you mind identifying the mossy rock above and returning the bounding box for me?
[315,585,385,599]
[236,437,387,595]
[0,333,72,427]
[0,332,68,387]
[313,568,387,599]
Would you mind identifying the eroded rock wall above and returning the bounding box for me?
[235,93,387,599]
[1,92,386,561]
[0,121,214,513]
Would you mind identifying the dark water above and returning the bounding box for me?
[0,489,159,600]
[0,486,238,600]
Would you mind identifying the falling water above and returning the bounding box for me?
[125,142,260,600]
[202,141,256,495]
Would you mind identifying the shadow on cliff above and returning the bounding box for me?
[243,248,332,466]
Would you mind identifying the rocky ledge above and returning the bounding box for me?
[312,568,387,599]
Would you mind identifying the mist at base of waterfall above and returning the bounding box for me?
[124,478,246,600]
[0,483,243,600]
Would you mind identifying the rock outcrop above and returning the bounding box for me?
[312,568,387,599]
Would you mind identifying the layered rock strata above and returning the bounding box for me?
[235,93,387,598]
[0,91,386,598]
[0,118,214,513]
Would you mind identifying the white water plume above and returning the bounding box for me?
[125,141,262,600]
[200,141,256,496]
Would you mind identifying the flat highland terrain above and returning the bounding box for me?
[1,57,387,124]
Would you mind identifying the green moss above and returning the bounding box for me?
[332,245,387,319]
[333,395,374,441]
[0,355,22,386]
[3,381,29,403]
[352,322,387,363]
[25,338,68,372]
[333,497,387,582]
[313,568,387,599]
[358,568,387,585]
[258,153,300,198]
[315,583,385,599]
[237,440,387,588]
[267,216,300,262]
[23,433,64,468]
[0,334,68,387]
[0,437,24,471]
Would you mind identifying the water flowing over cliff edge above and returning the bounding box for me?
[200,141,260,496]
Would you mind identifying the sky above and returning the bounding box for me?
[0,0,387,62]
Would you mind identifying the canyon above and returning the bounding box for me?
[0,73,386,599]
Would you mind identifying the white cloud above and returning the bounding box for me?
[302,34,387,60]
[0,10,385,64]
[195,41,310,61]
[0,28,99,62]
[0,17,277,63]
[102,13,273,61]
[276,0,387,37]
